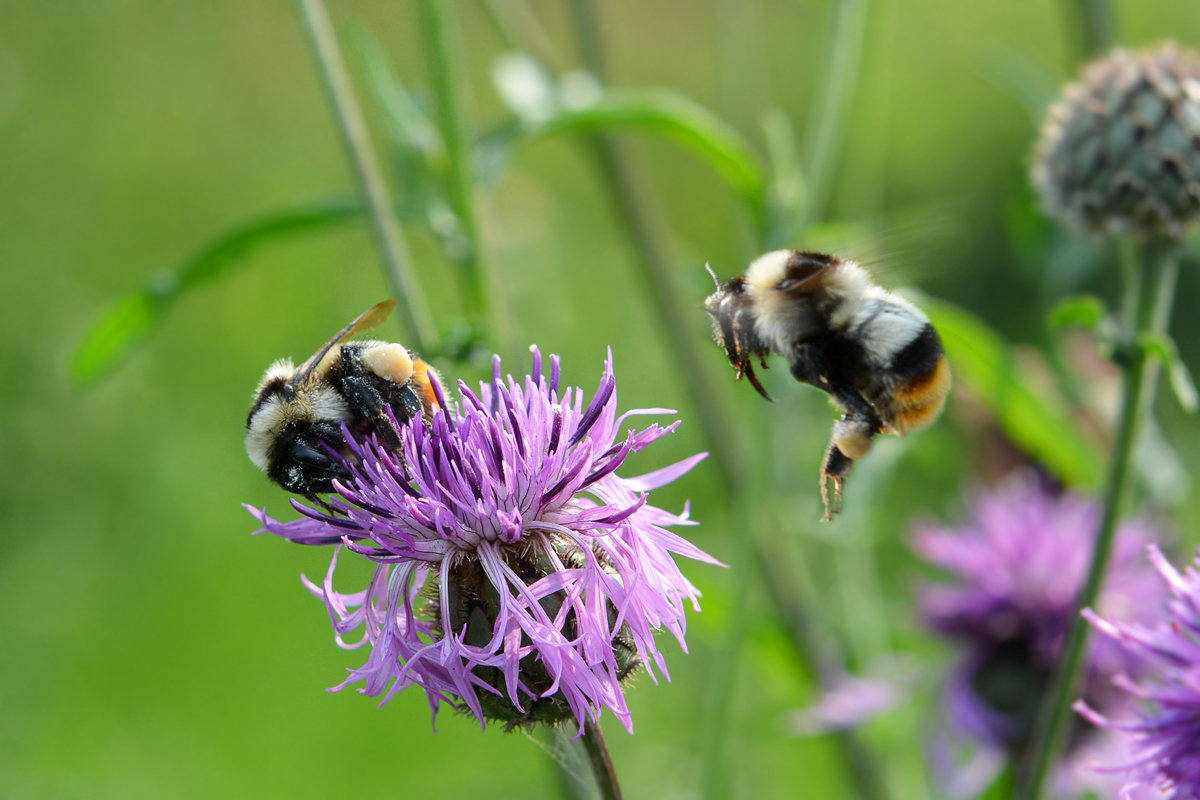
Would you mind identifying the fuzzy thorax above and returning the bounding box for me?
[244,369,352,473]
[752,252,931,369]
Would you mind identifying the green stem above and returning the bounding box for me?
[797,0,869,233]
[415,0,508,348]
[580,718,623,800]
[295,0,439,353]
[1067,0,1115,60]
[1018,236,1179,799]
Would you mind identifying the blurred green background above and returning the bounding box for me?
[5,1,1200,798]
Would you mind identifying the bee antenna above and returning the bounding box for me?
[704,262,722,290]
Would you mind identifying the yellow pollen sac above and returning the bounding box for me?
[362,343,414,385]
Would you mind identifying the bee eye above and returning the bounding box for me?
[779,279,800,292]
[291,442,332,466]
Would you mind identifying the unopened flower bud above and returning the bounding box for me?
[1032,42,1200,238]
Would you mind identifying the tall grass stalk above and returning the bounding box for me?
[1020,236,1180,798]
[294,0,438,353]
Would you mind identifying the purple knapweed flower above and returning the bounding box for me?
[911,476,1163,778]
[246,349,718,734]
[1076,545,1200,798]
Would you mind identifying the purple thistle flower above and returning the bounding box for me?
[246,348,718,733]
[911,476,1163,771]
[1076,545,1200,798]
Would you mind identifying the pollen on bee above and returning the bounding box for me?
[362,343,414,385]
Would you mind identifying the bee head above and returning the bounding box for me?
[703,266,773,401]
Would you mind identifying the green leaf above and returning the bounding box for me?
[923,299,1104,490]
[507,88,768,223]
[1047,294,1105,331]
[1139,333,1199,413]
[1167,356,1199,414]
[71,198,364,387]
[70,292,162,387]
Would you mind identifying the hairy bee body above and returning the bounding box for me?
[706,250,950,518]
[245,301,440,497]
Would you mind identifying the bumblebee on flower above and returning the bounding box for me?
[248,348,718,733]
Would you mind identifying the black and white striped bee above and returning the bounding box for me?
[245,300,441,497]
[705,250,950,519]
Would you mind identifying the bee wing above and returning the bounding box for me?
[290,300,398,388]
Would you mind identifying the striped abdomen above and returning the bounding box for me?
[861,323,951,436]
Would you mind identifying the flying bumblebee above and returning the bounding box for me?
[245,300,441,497]
[705,250,950,519]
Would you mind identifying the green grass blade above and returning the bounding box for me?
[924,298,1104,490]
[509,89,768,223]
[71,197,364,387]
[71,292,162,387]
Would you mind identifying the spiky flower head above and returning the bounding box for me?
[1032,42,1200,238]
[911,477,1162,761]
[1076,545,1200,798]
[247,349,718,733]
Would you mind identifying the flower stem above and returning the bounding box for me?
[581,718,623,800]
[1019,236,1179,799]
[294,0,439,354]
[1067,0,1115,60]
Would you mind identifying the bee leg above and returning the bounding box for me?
[788,343,832,392]
[789,346,884,519]
[380,383,424,428]
[819,414,879,520]
[819,444,851,520]
[339,375,401,445]
[307,493,339,514]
